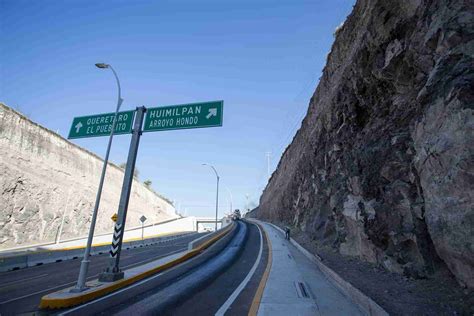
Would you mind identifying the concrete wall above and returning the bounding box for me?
[0,103,178,249]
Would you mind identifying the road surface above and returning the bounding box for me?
[0,233,202,315]
[106,220,267,315]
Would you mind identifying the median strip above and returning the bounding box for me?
[39,223,235,309]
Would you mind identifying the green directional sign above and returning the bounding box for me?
[68,110,135,139]
[143,100,223,133]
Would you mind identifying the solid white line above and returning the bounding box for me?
[214,223,263,316]
[188,232,211,250]
[0,279,79,305]
[1,273,49,287]
[121,248,186,269]
[0,247,187,305]
[58,250,187,315]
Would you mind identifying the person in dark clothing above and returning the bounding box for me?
[284,226,290,240]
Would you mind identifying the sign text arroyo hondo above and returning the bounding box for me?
[67,100,223,139]
[144,100,223,132]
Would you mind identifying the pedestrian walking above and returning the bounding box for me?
[285,226,290,240]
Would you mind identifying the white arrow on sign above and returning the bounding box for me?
[75,122,83,133]
[206,108,217,119]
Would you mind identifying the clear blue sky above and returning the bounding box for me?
[0,0,354,217]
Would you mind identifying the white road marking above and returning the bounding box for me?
[59,251,187,315]
[0,247,187,305]
[0,279,79,305]
[215,223,263,316]
[188,232,211,250]
[0,236,199,305]
[1,273,49,288]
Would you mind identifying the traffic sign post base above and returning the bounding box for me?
[98,270,124,282]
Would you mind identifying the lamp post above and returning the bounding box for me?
[202,163,219,231]
[73,63,123,292]
[246,194,250,215]
[225,186,233,214]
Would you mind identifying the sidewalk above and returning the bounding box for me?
[258,222,364,316]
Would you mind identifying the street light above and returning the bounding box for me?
[202,163,219,231]
[73,63,123,292]
[224,186,233,214]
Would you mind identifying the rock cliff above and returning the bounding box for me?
[257,0,473,288]
[0,103,178,249]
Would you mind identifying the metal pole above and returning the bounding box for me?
[99,106,146,282]
[265,152,271,179]
[225,186,233,214]
[203,164,219,231]
[56,189,72,244]
[216,175,219,231]
[72,65,123,292]
[141,223,144,242]
[246,194,249,213]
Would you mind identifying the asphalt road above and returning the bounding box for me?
[0,233,202,315]
[108,221,269,316]
[172,221,268,316]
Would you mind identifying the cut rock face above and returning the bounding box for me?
[0,103,178,249]
[257,0,474,288]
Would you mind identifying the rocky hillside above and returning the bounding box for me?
[0,103,178,249]
[257,0,473,288]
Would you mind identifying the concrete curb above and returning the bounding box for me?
[0,232,195,272]
[265,221,388,316]
[39,222,236,310]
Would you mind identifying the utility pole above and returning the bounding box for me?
[265,151,271,179]
[246,194,249,213]
[202,163,219,232]
[225,186,233,214]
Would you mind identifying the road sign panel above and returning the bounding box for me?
[140,215,147,223]
[68,110,135,139]
[143,100,223,133]
[111,213,118,222]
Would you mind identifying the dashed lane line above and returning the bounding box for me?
[1,273,49,288]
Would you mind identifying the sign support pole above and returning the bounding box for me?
[99,106,146,282]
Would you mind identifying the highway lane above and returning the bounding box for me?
[0,232,203,315]
[107,221,268,315]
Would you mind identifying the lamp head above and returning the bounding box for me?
[95,63,109,69]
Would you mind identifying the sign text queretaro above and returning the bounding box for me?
[144,101,223,133]
[68,110,135,139]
